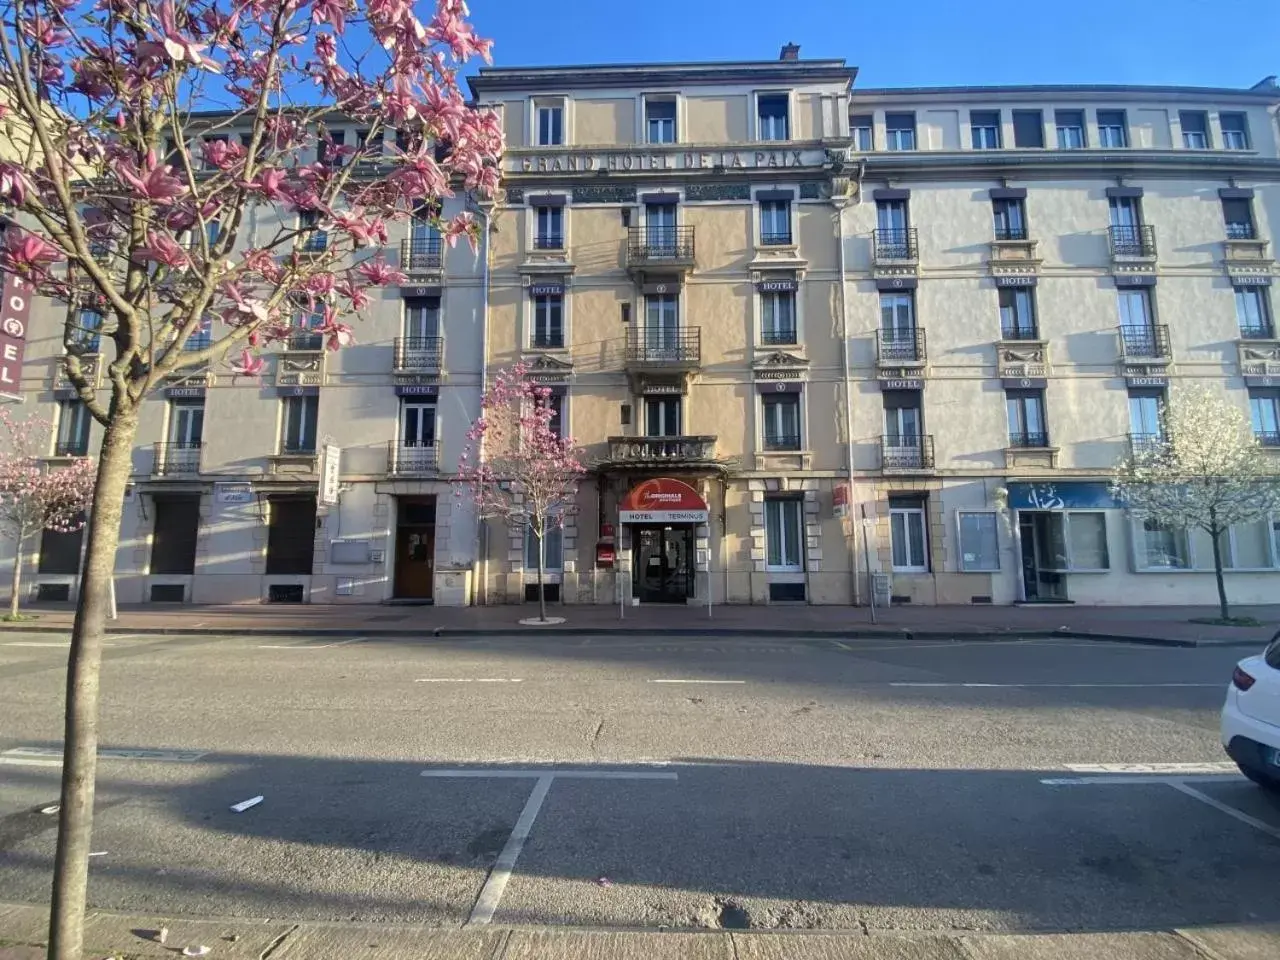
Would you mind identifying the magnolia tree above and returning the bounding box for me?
[1113,384,1280,621]
[0,1,501,954]
[0,409,95,618]
[459,361,583,622]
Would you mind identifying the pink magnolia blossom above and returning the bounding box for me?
[131,231,191,270]
[0,230,61,272]
[113,151,188,204]
[153,1,219,71]
[332,207,388,247]
[356,256,405,286]
[336,277,371,310]
[311,0,351,32]
[0,164,32,205]
[229,348,266,379]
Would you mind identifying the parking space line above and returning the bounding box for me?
[1067,762,1238,775]
[467,775,553,926]
[0,746,207,765]
[414,678,524,683]
[1041,774,1243,785]
[257,637,366,650]
[1167,781,1280,840]
[421,769,678,779]
[891,682,1222,689]
[649,679,745,685]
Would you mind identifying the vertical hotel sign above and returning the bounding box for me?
[0,271,31,397]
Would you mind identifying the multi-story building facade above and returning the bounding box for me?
[7,51,1280,608]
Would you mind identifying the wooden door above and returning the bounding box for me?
[394,526,434,599]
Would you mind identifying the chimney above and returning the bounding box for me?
[779,42,800,62]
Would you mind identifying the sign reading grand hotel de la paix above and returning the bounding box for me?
[510,145,830,174]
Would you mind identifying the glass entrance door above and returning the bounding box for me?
[1017,511,1069,602]
[632,525,694,603]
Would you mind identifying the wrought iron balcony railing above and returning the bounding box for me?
[287,331,324,351]
[877,327,927,363]
[53,440,89,458]
[760,231,793,246]
[394,336,444,370]
[1008,431,1051,449]
[624,328,701,366]
[761,327,798,345]
[153,441,202,475]
[388,441,439,474]
[763,434,802,452]
[1109,224,1157,259]
[401,236,443,272]
[606,435,717,464]
[881,434,935,471]
[873,227,918,261]
[1226,222,1258,241]
[1119,323,1171,360]
[1255,431,1280,448]
[1129,433,1166,458]
[994,224,1029,242]
[1000,325,1040,341]
[626,226,695,267]
[1239,324,1276,340]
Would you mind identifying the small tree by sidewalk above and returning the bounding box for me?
[0,410,96,619]
[1112,384,1280,623]
[459,362,584,622]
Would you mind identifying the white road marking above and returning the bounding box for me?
[257,637,366,650]
[889,682,1221,689]
[468,775,553,926]
[1066,762,1238,775]
[1168,780,1280,840]
[414,678,524,683]
[4,642,115,648]
[1,746,206,764]
[0,757,62,767]
[422,769,678,780]
[1041,774,1244,785]
[649,679,746,685]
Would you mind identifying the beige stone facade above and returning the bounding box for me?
[8,57,1280,608]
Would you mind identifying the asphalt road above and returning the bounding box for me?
[0,630,1277,937]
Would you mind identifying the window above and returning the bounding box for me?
[759,199,791,245]
[875,199,911,258]
[998,286,1037,339]
[1128,389,1165,449]
[317,129,345,167]
[761,290,797,344]
[1138,519,1190,569]
[72,308,103,352]
[1250,388,1280,446]
[1180,110,1210,149]
[1096,110,1128,148]
[879,292,917,359]
[56,400,91,456]
[644,201,678,250]
[531,293,564,348]
[1006,389,1047,447]
[401,400,436,448]
[645,98,677,144]
[885,112,916,151]
[525,524,563,571]
[169,398,205,449]
[1012,110,1044,148]
[536,102,564,146]
[404,297,441,341]
[1117,288,1154,339]
[757,94,789,141]
[992,197,1026,240]
[644,396,680,437]
[534,205,563,249]
[545,390,566,439]
[1236,286,1273,339]
[958,512,999,571]
[281,394,318,454]
[765,497,804,571]
[355,129,382,164]
[1108,194,1142,230]
[889,496,928,572]
[1221,112,1251,150]
[643,293,679,354]
[1059,513,1109,571]
[298,209,326,252]
[1055,110,1086,149]
[1223,198,1256,239]
[265,496,317,575]
[150,496,200,575]
[851,114,873,151]
[184,316,212,352]
[761,393,801,451]
[291,301,324,349]
[970,110,1001,149]
[39,515,84,574]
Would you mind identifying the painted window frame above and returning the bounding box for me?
[280,394,319,454]
[1179,110,1211,149]
[757,198,793,245]
[956,510,1000,572]
[643,95,679,145]
[884,111,917,151]
[530,292,566,349]
[1129,517,1279,573]
[764,496,805,572]
[760,391,804,452]
[890,504,929,573]
[1054,109,1087,149]
[1032,511,1110,573]
[969,110,1002,150]
[850,114,874,151]
[759,288,799,345]
[1096,109,1129,148]
[754,91,792,142]
[1220,112,1251,151]
[532,97,568,147]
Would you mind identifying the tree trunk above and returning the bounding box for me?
[536,528,547,622]
[1209,513,1229,621]
[48,408,138,960]
[9,531,24,619]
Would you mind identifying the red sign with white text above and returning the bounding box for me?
[0,271,32,396]
[619,477,709,524]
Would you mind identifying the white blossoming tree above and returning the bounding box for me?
[1112,384,1280,622]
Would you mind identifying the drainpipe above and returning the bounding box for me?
[471,199,492,605]
[835,197,860,606]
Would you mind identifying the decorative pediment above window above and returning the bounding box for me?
[753,351,809,372]
[522,352,574,383]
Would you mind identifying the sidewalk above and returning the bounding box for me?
[2,601,1277,647]
[0,903,1276,960]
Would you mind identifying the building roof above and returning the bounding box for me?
[468,59,857,97]
[849,81,1280,104]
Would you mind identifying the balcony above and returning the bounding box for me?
[1008,431,1051,449]
[880,435,935,473]
[625,227,696,275]
[602,435,720,471]
[989,229,1041,282]
[624,328,701,370]
[387,441,439,476]
[1109,224,1157,260]
[1223,226,1273,283]
[51,440,89,459]
[268,446,318,476]
[400,236,443,277]
[876,328,926,365]
[394,336,443,373]
[1256,431,1280,449]
[1004,430,1058,470]
[275,336,325,388]
[873,227,918,264]
[1128,433,1167,459]
[153,441,202,476]
[1119,324,1171,361]
[761,327,798,346]
[1237,337,1280,379]
[53,352,103,393]
[996,338,1049,379]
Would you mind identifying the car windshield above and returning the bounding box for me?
[1267,636,1280,670]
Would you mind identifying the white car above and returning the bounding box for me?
[1221,634,1280,791]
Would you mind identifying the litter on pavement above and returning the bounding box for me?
[229,795,263,812]
[157,927,168,944]
[88,851,108,857]
[40,804,59,815]
[596,877,614,887]
[182,947,211,957]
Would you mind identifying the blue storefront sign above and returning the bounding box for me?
[1006,481,1119,510]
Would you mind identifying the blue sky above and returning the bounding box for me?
[465,0,1280,90]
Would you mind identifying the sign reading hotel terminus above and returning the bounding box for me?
[512,146,825,174]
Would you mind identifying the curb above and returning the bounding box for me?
[0,622,1261,647]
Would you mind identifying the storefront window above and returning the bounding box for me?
[1134,518,1277,571]
[957,512,999,571]
[1031,511,1109,572]
[1138,519,1190,569]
